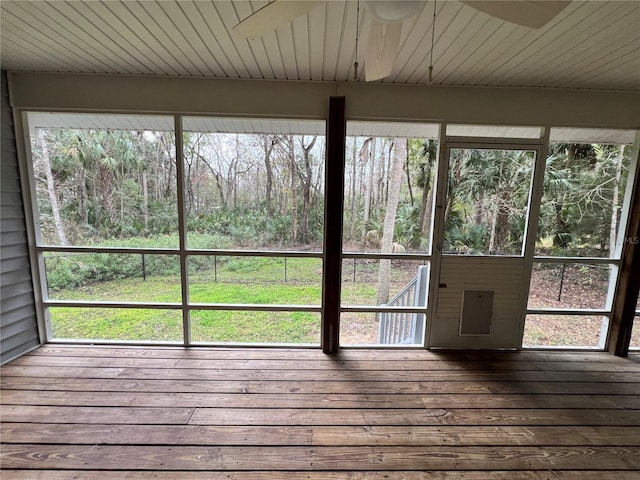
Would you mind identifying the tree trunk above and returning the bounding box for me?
[263,137,275,218]
[488,208,498,253]
[192,136,200,215]
[405,139,414,205]
[163,134,174,199]
[554,145,576,249]
[142,170,149,230]
[233,161,238,210]
[494,193,511,254]
[98,166,116,228]
[183,141,194,215]
[154,140,161,200]
[300,135,317,244]
[357,140,367,230]
[419,140,436,242]
[78,166,89,226]
[609,145,625,254]
[420,183,433,242]
[384,141,393,204]
[38,129,68,245]
[377,141,387,207]
[376,138,404,305]
[139,133,149,228]
[349,138,357,240]
[120,184,125,225]
[444,151,463,229]
[363,137,376,241]
[233,135,240,209]
[286,135,298,243]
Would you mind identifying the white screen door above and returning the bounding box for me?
[428,142,544,348]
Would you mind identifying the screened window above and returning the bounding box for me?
[340,122,439,346]
[27,112,325,345]
[525,127,637,348]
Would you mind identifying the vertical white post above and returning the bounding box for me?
[515,131,548,348]
[412,264,430,344]
[424,124,448,349]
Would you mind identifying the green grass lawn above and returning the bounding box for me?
[46,255,430,344]
[50,272,326,343]
[49,267,378,343]
[50,305,322,344]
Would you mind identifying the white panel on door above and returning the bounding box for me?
[431,256,523,348]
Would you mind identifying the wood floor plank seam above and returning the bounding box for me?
[2,444,639,470]
[4,368,639,383]
[2,470,640,480]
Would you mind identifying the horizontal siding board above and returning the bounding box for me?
[0,269,33,286]
[440,277,522,284]
[0,203,25,216]
[0,315,39,340]
[1,317,41,339]
[0,244,32,260]
[1,142,18,154]
[0,187,22,200]
[0,205,26,217]
[0,214,26,227]
[1,280,37,300]
[0,336,41,365]
[0,304,37,325]
[1,292,39,314]
[0,225,28,239]
[0,185,22,198]
[439,281,521,289]
[2,256,32,272]
[1,69,40,365]
[0,217,28,232]
[0,232,29,248]
[1,317,39,339]
[0,164,20,181]
[0,223,28,237]
[0,270,34,290]
[0,164,20,182]
[1,135,16,145]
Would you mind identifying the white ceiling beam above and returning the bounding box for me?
[7,72,640,130]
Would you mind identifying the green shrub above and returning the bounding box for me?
[46,233,229,291]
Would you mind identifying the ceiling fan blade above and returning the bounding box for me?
[234,0,323,37]
[364,19,403,82]
[460,1,571,28]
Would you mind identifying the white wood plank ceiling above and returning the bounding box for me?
[1,1,638,90]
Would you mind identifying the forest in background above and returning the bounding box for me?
[28,123,635,345]
[33,125,631,264]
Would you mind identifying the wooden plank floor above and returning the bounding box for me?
[1,346,640,479]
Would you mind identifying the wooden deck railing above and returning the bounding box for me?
[378,265,429,345]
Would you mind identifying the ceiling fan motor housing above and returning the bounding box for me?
[365,1,426,23]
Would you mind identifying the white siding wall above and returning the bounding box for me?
[1,70,40,364]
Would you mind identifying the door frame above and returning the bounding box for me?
[425,134,546,348]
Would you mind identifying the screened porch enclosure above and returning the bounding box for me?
[21,108,640,349]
